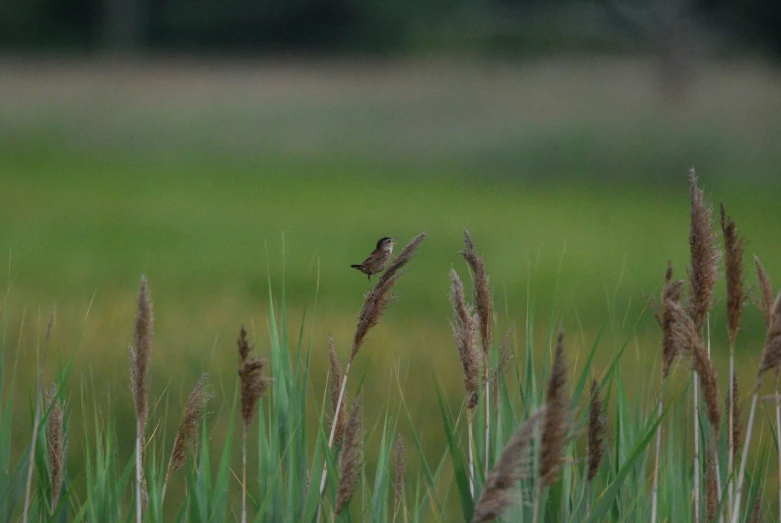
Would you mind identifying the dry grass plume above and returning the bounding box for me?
[130,276,153,436]
[730,373,743,464]
[540,332,569,487]
[754,255,774,327]
[758,293,781,380]
[165,374,213,485]
[655,262,685,380]
[336,398,363,516]
[587,379,606,483]
[45,384,65,512]
[238,325,270,427]
[687,169,721,330]
[461,230,493,362]
[721,203,745,345]
[472,409,544,523]
[450,269,480,409]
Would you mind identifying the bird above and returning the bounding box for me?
[351,237,395,282]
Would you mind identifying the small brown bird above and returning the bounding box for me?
[351,237,395,281]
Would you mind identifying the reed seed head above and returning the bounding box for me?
[658,262,685,380]
[166,374,213,479]
[45,384,65,512]
[754,255,774,326]
[238,325,270,427]
[587,379,606,483]
[540,332,569,487]
[472,409,544,523]
[721,203,745,345]
[130,275,153,436]
[350,232,426,362]
[687,169,721,330]
[336,398,363,516]
[394,433,405,518]
[667,299,721,432]
[328,334,347,445]
[450,269,480,409]
[758,292,781,379]
[461,230,493,361]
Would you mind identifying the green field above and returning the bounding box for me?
[2,56,781,519]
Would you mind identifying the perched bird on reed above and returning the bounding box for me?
[351,237,395,281]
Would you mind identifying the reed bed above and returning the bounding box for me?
[2,176,781,522]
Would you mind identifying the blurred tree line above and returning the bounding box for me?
[1,0,780,57]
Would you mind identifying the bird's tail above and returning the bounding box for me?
[350,264,361,269]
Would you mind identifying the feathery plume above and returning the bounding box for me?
[351,232,426,362]
[394,434,406,520]
[721,204,745,345]
[498,326,513,374]
[238,325,270,427]
[754,256,774,326]
[730,372,743,464]
[687,169,721,329]
[450,269,480,409]
[46,385,65,512]
[706,439,718,521]
[758,293,781,379]
[668,300,721,432]
[131,276,153,435]
[657,262,685,379]
[472,409,544,523]
[165,375,213,485]
[461,230,493,359]
[328,335,347,445]
[587,379,606,482]
[336,399,363,516]
[540,332,569,486]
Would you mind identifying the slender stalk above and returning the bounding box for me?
[484,376,490,475]
[651,389,664,523]
[468,411,475,497]
[242,423,248,523]
[532,483,541,523]
[728,343,735,516]
[731,391,759,523]
[316,361,351,519]
[693,371,700,523]
[22,363,44,523]
[136,424,143,523]
[776,373,781,522]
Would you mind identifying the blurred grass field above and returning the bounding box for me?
[2,56,781,512]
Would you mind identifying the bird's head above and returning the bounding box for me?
[376,237,395,250]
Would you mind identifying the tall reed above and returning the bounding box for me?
[237,325,270,523]
[129,276,153,523]
[461,230,493,475]
[721,202,745,513]
[687,169,721,522]
[318,232,426,514]
[449,268,479,495]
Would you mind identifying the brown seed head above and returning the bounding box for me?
[394,433,406,518]
[472,409,543,523]
[758,292,781,380]
[687,169,721,330]
[666,300,721,432]
[166,374,213,480]
[131,275,153,436]
[540,332,569,487]
[450,269,480,409]
[587,379,606,482]
[336,398,363,516]
[350,233,426,362]
[461,230,493,364]
[46,384,65,511]
[754,255,774,327]
[327,334,347,445]
[657,262,685,380]
[238,325,270,427]
[721,203,745,345]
